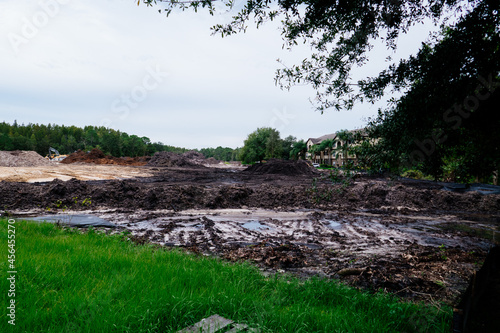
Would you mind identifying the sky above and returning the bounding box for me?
[0,0,440,149]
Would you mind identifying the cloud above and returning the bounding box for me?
[0,0,440,149]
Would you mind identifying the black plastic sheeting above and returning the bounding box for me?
[398,177,500,195]
[441,183,500,195]
[24,214,116,228]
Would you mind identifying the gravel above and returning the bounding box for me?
[0,150,50,167]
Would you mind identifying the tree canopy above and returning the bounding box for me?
[239,127,299,163]
[290,139,307,160]
[0,122,188,157]
[199,146,241,161]
[362,1,500,181]
[143,0,480,111]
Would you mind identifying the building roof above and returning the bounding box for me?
[307,128,367,145]
[306,133,336,145]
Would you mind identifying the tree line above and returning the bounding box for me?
[0,121,236,160]
[0,121,306,163]
[199,146,241,162]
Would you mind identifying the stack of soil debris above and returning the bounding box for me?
[61,148,150,166]
[242,159,319,176]
[147,151,208,168]
[183,151,220,165]
[182,150,205,161]
[0,150,50,167]
[205,157,219,165]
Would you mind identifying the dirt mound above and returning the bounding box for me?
[182,150,205,161]
[242,159,319,176]
[0,150,50,167]
[62,148,105,163]
[205,157,220,165]
[61,148,150,166]
[183,151,220,165]
[147,151,206,168]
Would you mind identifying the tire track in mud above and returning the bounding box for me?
[110,209,494,257]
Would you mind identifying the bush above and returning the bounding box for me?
[402,169,425,180]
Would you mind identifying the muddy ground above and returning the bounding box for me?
[2,165,500,307]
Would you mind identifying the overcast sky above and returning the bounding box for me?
[0,0,439,149]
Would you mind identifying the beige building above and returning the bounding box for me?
[306,130,364,166]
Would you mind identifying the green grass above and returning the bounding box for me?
[1,220,452,332]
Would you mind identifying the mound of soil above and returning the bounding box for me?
[0,150,50,167]
[183,150,220,165]
[182,150,205,161]
[205,157,219,165]
[242,159,319,176]
[62,148,105,163]
[61,148,150,166]
[147,151,206,168]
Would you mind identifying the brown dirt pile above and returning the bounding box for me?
[147,151,208,168]
[182,150,205,161]
[0,150,50,167]
[61,148,150,166]
[242,159,319,176]
[205,157,219,165]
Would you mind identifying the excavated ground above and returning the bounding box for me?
[0,164,154,182]
[2,164,500,306]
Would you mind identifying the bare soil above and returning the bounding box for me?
[147,151,205,168]
[242,159,319,176]
[0,150,50,167]
[2,163,500,307]
[61,148,221,168]
[61,148,151,166]
[0,164,153,182]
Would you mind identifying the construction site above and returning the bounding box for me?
[1,149,500,330]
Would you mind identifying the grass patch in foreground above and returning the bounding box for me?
[1,220,451,332]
